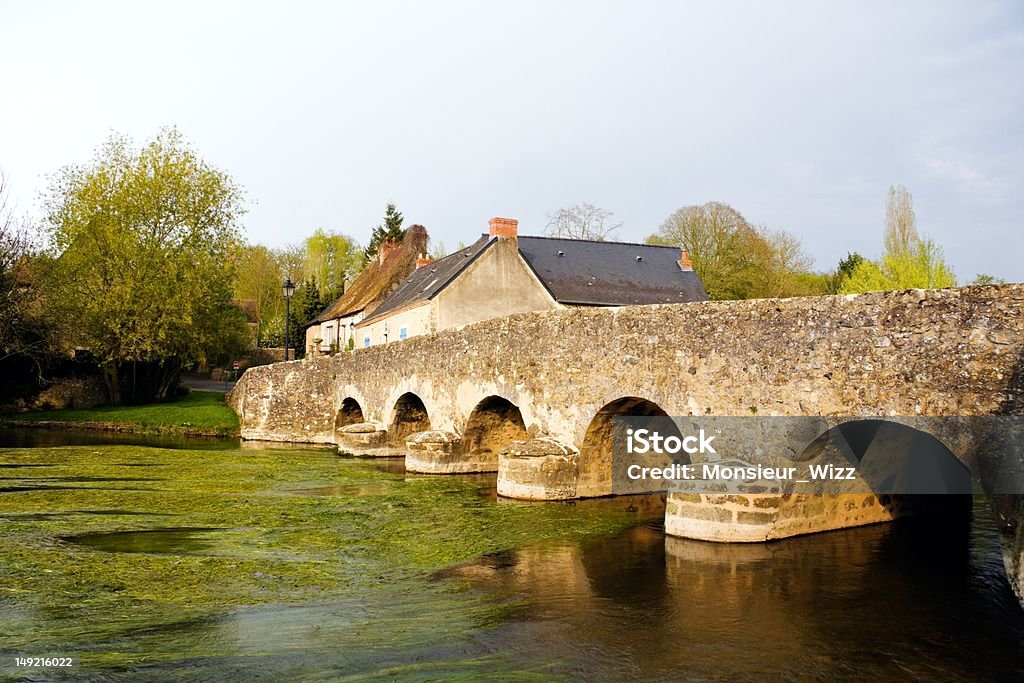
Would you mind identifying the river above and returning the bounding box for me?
[1,430,1022,681]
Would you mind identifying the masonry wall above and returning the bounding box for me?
[356,302,433,348]
[230,285,1023,449]
[435,237,559,331]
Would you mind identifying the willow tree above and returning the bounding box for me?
[42,128,248,404]
[303,229,362,300]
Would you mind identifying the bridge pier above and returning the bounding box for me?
[405,430,492,473]
[497,437,579,500]
[337,422,405,457]
[664,491,970,542]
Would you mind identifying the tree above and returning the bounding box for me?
[837,252,865,280]
[303,229,361,301]
[0,172,56,382]
[840,185,956,294]
[41,128,249,404]
[647,201,825,300]
[545,203,622,241]
[884,185,918,259]
[971,273,1005,286]
[364,203,405,261]
[233,243,284,345]
[648,202,764,299]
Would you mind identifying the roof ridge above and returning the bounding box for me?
[518,234,680,250]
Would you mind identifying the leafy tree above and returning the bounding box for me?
[647,202,757,299]
[364,203,405,261]
[546,203,622,241]
[303,229,362,300]
[971,273,1005,286]
[647,202,826,299]
[233,243,284,345]
[41,128,249,404]
[838,252,865,280]
[840,185,956,294]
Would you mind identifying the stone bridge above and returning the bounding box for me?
[228,284,1024,603]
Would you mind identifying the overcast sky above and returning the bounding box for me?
[2,1,1022,281]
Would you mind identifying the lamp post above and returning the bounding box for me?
[282,278,295,361]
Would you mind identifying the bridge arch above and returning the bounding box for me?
[335,397,365,431]
[578,397,681,498]
[792,419,973,520]
[389,392,432,446]
[462,395,528,465]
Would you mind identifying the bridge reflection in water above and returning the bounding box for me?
[437,495,1024,680]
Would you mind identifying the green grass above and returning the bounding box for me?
[2,390,239,436]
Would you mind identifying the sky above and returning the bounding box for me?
[2,0,1022,281]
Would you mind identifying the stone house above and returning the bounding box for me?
[354,217,707,347]
[304,225,429,354]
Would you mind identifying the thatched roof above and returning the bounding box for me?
[308,225,429,325]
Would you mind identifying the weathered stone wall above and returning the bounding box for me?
[229,285,1024,446]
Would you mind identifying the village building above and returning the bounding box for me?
[354,217,707,347]
[304,225,429,354]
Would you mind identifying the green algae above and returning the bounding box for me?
[0,441,643,678]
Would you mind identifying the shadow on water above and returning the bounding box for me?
[0,427,238,451]
[62,527,227,555]
[0,509,174,521]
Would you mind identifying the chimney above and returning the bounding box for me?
[377,238,398,265]
[416,256,433,269]
[488,216,518,239]
[678,249,693,271]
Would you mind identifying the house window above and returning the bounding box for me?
[399,327,408,340]
[363,337,370,348]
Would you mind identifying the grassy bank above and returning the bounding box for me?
[0,390,239,437]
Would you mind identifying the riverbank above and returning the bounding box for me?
[0,390,239,438]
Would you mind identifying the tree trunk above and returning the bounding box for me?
[155,360,182,401]
[103,361,122,406]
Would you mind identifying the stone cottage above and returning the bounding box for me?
[354,217,707,347]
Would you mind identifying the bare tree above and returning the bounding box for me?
[545,203,622,241]
[0,171,52,369]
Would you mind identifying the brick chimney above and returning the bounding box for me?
[416,256,433,269]
[489,217,518,239]
[678,249,693,271]
[377,238,398,265]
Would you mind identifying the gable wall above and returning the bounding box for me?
[435,237,559,331]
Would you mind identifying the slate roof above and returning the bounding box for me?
[359,233,707,326]
[517,235,708,306]
[358,235,493,324]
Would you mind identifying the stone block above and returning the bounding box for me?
[497,436,579,500]
[405,430,495,474]
[337,423,404,457]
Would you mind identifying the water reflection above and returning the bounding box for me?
[439,500,1024,681]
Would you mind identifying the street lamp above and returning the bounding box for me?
[282,278,295,361]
